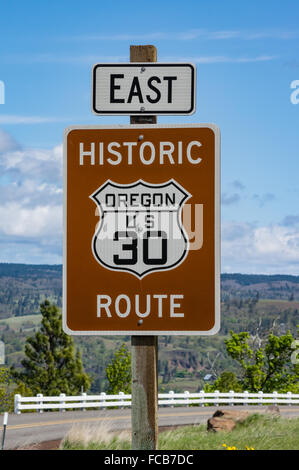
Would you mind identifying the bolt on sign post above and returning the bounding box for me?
[63,45,220,450]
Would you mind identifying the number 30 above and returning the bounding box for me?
[113,230,167,266]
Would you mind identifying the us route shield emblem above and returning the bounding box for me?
[90,179,191,278]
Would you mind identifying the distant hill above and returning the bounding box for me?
[1,263,298,393]
[222,272,299,285]
[221,273,299,302]
[1,263,299,318]
[0,263,62,278]
[0,263,62,318]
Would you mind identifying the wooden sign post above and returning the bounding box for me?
[130,44,158,451]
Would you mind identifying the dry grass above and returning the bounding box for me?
[61,414,299,450]
[61,421,131,450]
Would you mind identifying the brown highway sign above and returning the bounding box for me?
[63,124,220,335]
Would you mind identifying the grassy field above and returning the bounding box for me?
[0,314,41,331]
[61,414,299,450]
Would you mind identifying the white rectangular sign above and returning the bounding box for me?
[92,63,196,115]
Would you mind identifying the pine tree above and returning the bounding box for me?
[11,301,90,395]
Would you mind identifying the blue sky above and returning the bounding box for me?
[0,0,299,273]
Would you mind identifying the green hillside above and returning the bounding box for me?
[0,263,298,393]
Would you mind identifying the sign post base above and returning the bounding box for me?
[131,335,158,450]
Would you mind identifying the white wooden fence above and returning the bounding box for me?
[14,390,299,414]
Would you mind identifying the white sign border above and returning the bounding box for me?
[63,123,220,336]
[92,63,196,115]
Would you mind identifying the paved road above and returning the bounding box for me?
[2,406,299,449]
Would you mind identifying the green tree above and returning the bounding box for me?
[206,371,243,393]
[105,344,131,394]
[225,329,299,392]
[0,367,12,412]
[0,367,34,412]
[11,301,90,395]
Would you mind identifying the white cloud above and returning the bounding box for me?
[254,226,299,262]
[0,203,62,238]
[222,222,299,274]
[0,240,62,264]
[0,129,20,153]
[0,132,63,260]
[0,144,62,184]
[0,115,68,124]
